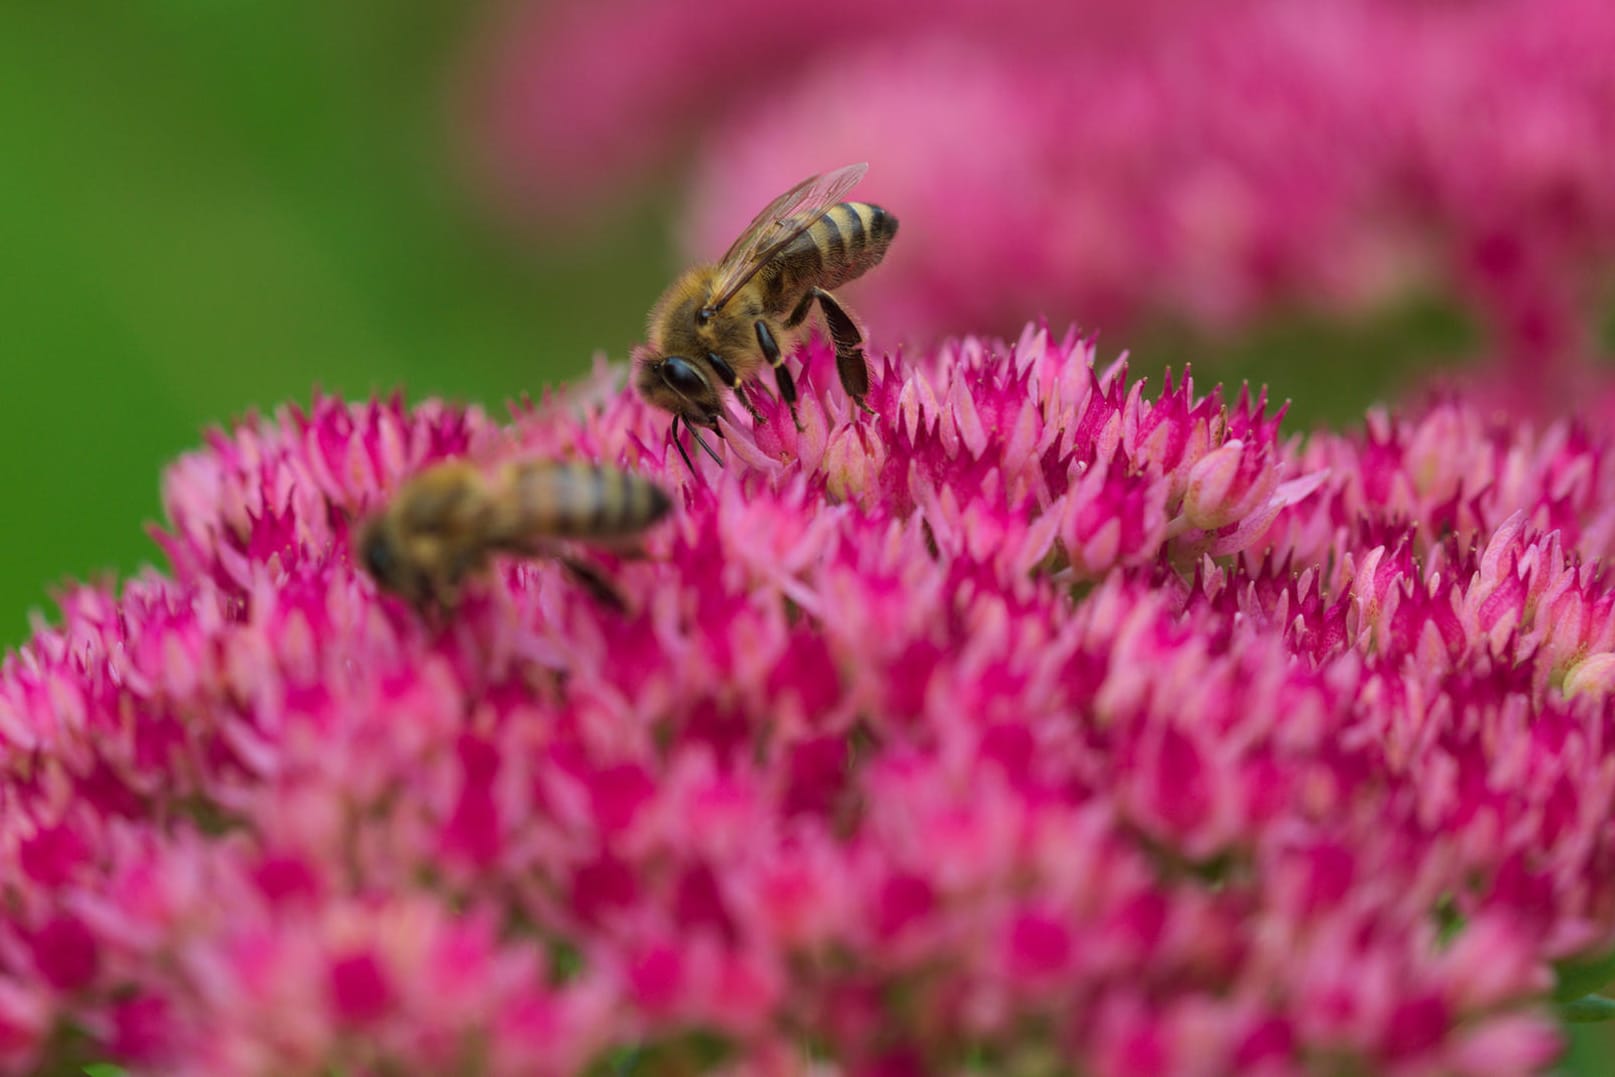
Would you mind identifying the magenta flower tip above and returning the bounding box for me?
[4,326,1615,1073]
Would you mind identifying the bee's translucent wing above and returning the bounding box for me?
[704,162,868,314]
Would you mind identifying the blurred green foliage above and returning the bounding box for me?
[0,0,1491,650]
[0,1,670,646]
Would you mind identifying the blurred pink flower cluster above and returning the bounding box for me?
[470,0,1615,394]
[4,328,1615,1073]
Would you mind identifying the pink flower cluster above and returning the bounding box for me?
[4,328,1615,1073]
[469,0,1615,394]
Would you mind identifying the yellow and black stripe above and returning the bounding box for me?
[770,202,899,303]
[505,461,672,540]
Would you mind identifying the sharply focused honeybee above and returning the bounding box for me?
[635,162,899,469]
[355,457,672,614]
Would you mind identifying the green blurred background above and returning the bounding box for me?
[0,0,1478,647]
[0,1,678,646]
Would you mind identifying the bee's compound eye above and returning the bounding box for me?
[660,357,708,399]
[360,530,396,584]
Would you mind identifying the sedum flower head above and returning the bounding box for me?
[3,327,1614,1073]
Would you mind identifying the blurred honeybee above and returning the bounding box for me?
[355,457,671,614]
[635,162,899,469]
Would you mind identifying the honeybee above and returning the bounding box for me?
[635,162,898,469]
[355,457,672,614]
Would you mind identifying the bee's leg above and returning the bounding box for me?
[810,289,875,414]
[669,416,698,474]
[733,382,766,425]
[420,573,461,626]
[755,320,802,431]
[555,554,628,613]
[419,600,451,635]
[702,351,762,425]
[784,291,816,329]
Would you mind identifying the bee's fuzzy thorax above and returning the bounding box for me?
[644,265,716,347]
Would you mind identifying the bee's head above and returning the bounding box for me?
[355,514,433,610]
[633,349,721,429]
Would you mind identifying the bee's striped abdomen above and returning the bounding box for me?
[768,201,899,307]
[503,460,672,542]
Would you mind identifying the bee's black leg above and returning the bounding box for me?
[670,416,698,474]
[811,289,874,414]
[703,350,763,425]
[556,554,628,613]
[706,351,740,390]
[785,291,815,329]
[755,319,801,431]
[418,575,460,631]
[733,383,765,424]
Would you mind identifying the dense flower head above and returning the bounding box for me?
[469,0,1615,395]
[4,327,1615,1073]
